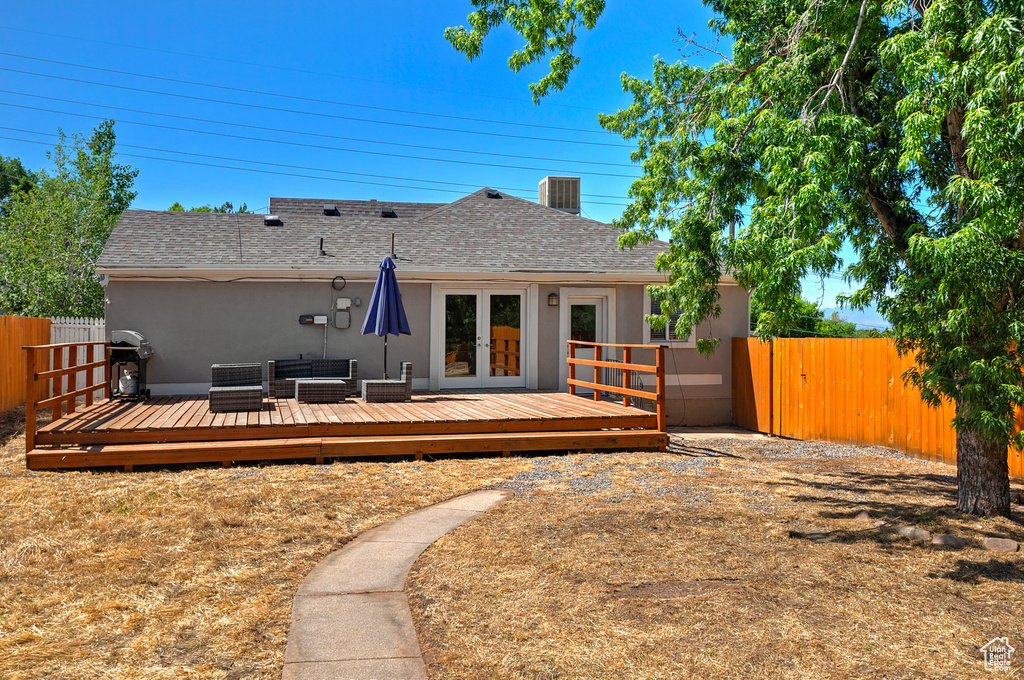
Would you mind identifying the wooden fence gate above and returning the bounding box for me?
[732,337,1024,479]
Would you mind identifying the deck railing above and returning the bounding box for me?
[566,340,666,432]
[23,341,109,452]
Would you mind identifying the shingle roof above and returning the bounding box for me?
[99,189,666,274]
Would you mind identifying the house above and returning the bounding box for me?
[97,177,750,426]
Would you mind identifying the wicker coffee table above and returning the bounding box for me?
[294,379,348,403]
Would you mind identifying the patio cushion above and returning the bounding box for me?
[211,363,262,387]
[272,359,312,380]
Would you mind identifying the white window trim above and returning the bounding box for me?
[643,291,696,348]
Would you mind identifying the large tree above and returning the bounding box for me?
[449,0,1024,516]
[0,155,37,209]
[0,121,137,317]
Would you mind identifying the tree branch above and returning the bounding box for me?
[732,98,773,152]
[801,0,869,122]
[864,184,908,258]
[910,0,932,18]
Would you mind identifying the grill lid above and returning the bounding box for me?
[110,330,154,358]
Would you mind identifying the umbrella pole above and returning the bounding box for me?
[383,335,388,379]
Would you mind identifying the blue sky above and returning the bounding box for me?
[0,1,883,328]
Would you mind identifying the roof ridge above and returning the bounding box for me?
[410,187,490,223]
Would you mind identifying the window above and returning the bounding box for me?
[645,296,694,346]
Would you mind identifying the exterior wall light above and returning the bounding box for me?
[548,293,559,307]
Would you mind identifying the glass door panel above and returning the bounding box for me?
[570,304,597,342]
[570,302,601,393]
[488,294,521,378]
[445,294,478,379]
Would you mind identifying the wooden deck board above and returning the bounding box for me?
[28,390,662,468]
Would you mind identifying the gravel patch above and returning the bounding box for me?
[677,436,921,461]
[494,436,943,507]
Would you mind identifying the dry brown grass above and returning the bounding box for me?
[0,406,530,679]
[409,441,1024,680]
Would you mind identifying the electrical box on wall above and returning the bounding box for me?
[336,297,351,310]
[299,314,314,325]
[334,311,351,329]
[313,315,328,325]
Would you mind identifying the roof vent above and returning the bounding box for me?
[381,205,396,218]
[323,203,337,215]
[538,176,580,215]
[264,214,280,225]
[486,189,501,199]
[318,237,327,257]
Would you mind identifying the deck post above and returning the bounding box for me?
[656,345,666,433]
[104,344,111,400]
[623,347,632,408]
[65,345,78,417]
[85,344,95,408]
[25,348,35,454]
[568,341,576,396]
[593,345,602,401]
[51,346,63,421]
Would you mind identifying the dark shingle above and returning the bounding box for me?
[100,189,666,274]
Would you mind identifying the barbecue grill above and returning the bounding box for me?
[109,330,153,400]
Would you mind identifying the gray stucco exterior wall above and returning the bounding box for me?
[104,278,749,428]
[105,279,431,392]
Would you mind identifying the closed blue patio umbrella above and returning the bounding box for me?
[361,255,411,378]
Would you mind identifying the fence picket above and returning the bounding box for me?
[732,337,1019,479]
[48,317,105,393]
[0,316,51,412]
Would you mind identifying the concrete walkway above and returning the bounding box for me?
[282,489,514,680]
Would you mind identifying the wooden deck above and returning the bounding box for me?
[27,390,667,469]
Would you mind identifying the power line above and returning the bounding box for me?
[1,127,635,203]
[0,102,640,179]
[0,66,634,149]
[0,134,634,207]
[0,51,619,137]
[0,24,608,114]
[0,89,637,169]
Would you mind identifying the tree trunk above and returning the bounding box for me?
[955,403,1011,517]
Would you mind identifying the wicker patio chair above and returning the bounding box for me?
[209,363,263,412]
[268,359,311,398]
[361,362,413,403]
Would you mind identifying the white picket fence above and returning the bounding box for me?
[49,317,106,393]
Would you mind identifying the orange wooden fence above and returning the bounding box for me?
[732,337,1024,478]
[0,316,51,412]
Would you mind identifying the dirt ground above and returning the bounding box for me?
[0,406,530,679]
[2,403,1021,679]
[408,437,1024,680]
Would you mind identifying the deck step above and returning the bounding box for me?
[27,438,322,470]
[321,429,668,458]
[27,430,668,469]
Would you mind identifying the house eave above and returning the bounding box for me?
[96,266,739,286]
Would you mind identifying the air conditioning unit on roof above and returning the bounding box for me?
[538,176,580,215]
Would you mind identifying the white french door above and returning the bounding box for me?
[441,289,527,389]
